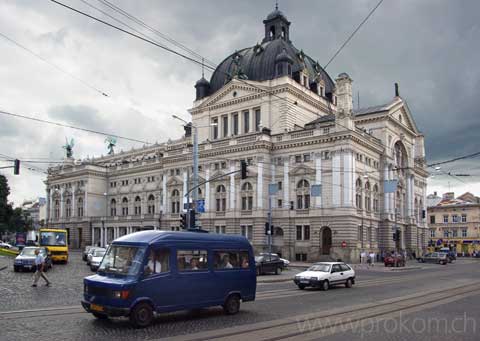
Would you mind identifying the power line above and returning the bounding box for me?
[0,109,150,144]
[0,31,109,97]
[324,0,385,69]
[427,151,480,168]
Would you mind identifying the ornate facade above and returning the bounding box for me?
[45,8,428,262]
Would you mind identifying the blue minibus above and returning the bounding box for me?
[81,230,256,327]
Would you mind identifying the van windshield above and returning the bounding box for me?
[98,245,146,277]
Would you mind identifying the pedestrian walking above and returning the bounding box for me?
[369,252,375,266]
[32,248,51,287]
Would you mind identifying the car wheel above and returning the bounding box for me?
[298,284,306,290]
[345,278,353,288]
[129,302,154,328]
[92,312,108,320]
[256,268,261,276]
[223,294,241,315]
[275,267,282,275]
[321,280,329,291]
[13,266,18,272]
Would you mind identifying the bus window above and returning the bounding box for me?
[177,250,208,271]
[145,248,170,275]
[214,251,249,270]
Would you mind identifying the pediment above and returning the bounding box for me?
[195,80,263,109]
[388,99,420,134]
[166,176,182,187]
[289,164,315,176]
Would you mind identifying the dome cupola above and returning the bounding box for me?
[262,3,291,43]
[194,76,210,100]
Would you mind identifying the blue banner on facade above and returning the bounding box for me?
[384,180,398,193]
[197,199,205,213]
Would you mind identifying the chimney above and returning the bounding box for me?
[335,73,353,114]
[434,191,437,197]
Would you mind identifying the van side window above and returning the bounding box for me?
[145,248,170,275]
[213,250,250,270]
[177,250,208,271]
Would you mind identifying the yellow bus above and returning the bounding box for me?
[39,228,69,263]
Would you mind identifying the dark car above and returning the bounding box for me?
[14,247,52,272]
[255,254,284,275]
[384,254,405,267]
[417,252,448,265]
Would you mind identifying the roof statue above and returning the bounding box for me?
[62,137,74,158]
[105,136,117,155]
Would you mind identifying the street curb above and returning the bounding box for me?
[0,248,18,257]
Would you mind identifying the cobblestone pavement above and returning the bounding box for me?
[0,251,92,312]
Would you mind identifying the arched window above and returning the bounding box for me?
[147,194,155,214]
[171,189,180,214]
[122,197,128,216]
[269,26,275,38]
[296,180,310,209]
[364,182,371,211]
[373,184,379,213]
[241,182,253,211]
[414,198,419,223]
[134,196,142,215]
[110,199,117,216]
[215,184,227,212]
[65,198,72,218]
[77,197,84,217]
[54,199,60,219]
[355,178,363,209]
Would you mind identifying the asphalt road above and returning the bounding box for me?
[0,252,479,341]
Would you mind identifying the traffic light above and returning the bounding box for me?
[265,222,273,235]
[189,209,196,229]
[180,213,187,229]
[13,159,20,175]
[240,160,247,179]
[392,232,397,241]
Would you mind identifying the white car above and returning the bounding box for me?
[87,247,105,265]
[90,249,106,271]
[0,241,12,249]
[293,262,355,291]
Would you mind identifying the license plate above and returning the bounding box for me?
[300,280,309,284]
[90,304,104,312]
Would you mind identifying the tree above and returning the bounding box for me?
[0,175,13,233]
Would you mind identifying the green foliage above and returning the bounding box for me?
[0,175,31,233]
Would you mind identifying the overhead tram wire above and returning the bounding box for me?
[0,109,150,145]
[427,151,480,168]
[0,31,109,97]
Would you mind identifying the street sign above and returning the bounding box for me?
[311,184,322,197]
[268,184,278,195]
[197,199,205,213]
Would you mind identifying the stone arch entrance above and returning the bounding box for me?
[320,226,332,255]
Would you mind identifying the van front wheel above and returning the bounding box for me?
[130,302,154,328]
[223,295,240,315]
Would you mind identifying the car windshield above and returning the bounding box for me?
[255,256,264,262]
[40,232,67,246]
[98,245,146,277]
[307,264,331,272]
[93,250,106,257]
[20,248,37,256]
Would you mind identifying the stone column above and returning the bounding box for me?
[343,151,354,207]
[388,166,394,215]
[162,174,167,213]
[383,165,389,214]
[283,159,289,208]
[60,188,64,218]
[84,184,89,217]
[91,227,95,246]
[257,161,263,209]
[72,185,76,217]
[315,153,322,207]
[205,167,210,211]
[100,227,104,248]
[332,152,341,207]
[229,163,235,210]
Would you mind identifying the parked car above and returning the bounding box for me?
[294,262,355,290]
[14,247,52,272]
[384,254,406,267]
[259,252,290,267]
[417,252,448,265]
[83,245,94,261]
[438,248,456,263]
[0,241,12,249]
[87,247,105,265]
[90,249,106,272]
[255,254,284,275]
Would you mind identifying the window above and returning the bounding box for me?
[212,118,218,139]
[232,113,239,135]
[241,225,253,240]
[221,162,227,169]
[443,230,449,238]
[430,229,435,238]
[278,181,282,190]
[355,179,362,209]
[295,253,307,261]
[255,108,261,131]
[296,179,310,209]
[452,229,458,237]
[122,197,128,216]
[462,229,467,237]
[303,154,310,162]
[176,169,180,176]
[323,127,330,134]
[77,198,84,217]
[304,225,310,240]
[215,226,226,234]
[222,115,228,137]
[430,215,435,224]
[443,215,448,223]
[295,155,302,163]
[216,185,226,212]
[277,199,282,208]
[171,189,180,214]
[452,215,459,223]
[214,250,250,269]
[296,225,310,240]
[134,196,141,215]
[243,110,250,133]
[364,182,371,212]
[241,182,253,211]
[177,250,208,271]
[373,184,379,213]
[322,151,330,160]
[110,199,117,216]
[461,214,467,223]
[147,194,155,214]
[145,248,170,275]
[65,199,71,218]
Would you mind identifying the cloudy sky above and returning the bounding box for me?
[1,0,479,205]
